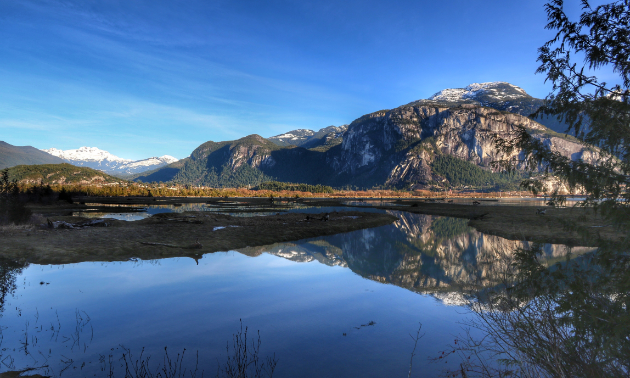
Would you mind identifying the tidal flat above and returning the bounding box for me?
[2,196,618,266]
[0,210,397,265]
[311,198,623,246]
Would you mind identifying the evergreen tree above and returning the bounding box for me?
[473,2,630,376]
[0,168,31,224]
[497,0,629,221]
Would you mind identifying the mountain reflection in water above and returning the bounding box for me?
[242,211,596,305]
[0,211,599,378]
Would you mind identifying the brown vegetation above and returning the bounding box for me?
[13,181,530,199]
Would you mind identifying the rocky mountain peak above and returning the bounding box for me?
[272,129,315,141]
[407,81,567,132]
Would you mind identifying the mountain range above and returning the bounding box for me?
[42,147,178,176]
[134,82,592,191]
[2,82,586,190]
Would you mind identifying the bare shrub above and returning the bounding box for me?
[216,319,277,378]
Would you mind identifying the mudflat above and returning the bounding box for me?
[3,195,622,265]
[0,211,398,265]
[338,200,624,246]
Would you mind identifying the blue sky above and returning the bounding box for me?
[0,0,582,160]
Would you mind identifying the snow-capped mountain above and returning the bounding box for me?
[42,146,178,175]
[44,147,131,164]
[119,156,179,173]
[415,81,570,133]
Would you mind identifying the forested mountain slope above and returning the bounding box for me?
[7,163,125,185]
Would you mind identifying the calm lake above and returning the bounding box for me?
[0,205,593,377]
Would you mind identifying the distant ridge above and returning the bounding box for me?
[0,141,64,169]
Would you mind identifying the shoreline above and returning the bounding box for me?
[3,196,619,266]
[0,210,398,265]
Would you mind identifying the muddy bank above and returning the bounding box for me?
[0,211,397,265]
[336,200,621,247]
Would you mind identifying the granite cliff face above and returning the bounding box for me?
[136,82,598,190]
[331,104,596,189]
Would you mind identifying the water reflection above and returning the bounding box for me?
[0,258,27,315]
[243,211,596,305]
[0,210,602,377]
[0,254,471,377]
